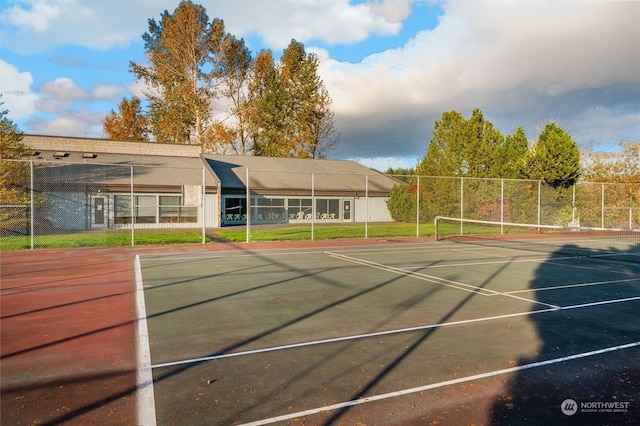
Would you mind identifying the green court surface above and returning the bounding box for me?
[136,240,640,425]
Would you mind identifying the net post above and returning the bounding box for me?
[434,216,439,241]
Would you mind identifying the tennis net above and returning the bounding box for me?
[434,216,640,263]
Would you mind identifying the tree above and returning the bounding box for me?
[582,141,640,183]
[0,104,32,235]
[252,40,339,158]
[525,122,580,187]
[417,109,504,178]
[124,3,340,157]
[493,126,529,179]
[206,32,253,155]
[385,166,415,183]
[0,106,30,161]
[464,109,503,177]
[130,1,227,148]
[418,110,465,176]
[103,96,150,141]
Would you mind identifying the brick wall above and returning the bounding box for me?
[23,134,201,157]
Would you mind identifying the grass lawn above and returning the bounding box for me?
[0,231,211,250]
[1,223,435,250]
[0,221,534,250]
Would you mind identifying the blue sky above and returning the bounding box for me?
[1,0,639,170]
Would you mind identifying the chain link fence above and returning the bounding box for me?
[390,175,639,231]
[1,159,209,249]
[2,158,638,250]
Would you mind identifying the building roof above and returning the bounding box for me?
[24,135,215,189]
[22,135,400,195]
[204,155,398,195]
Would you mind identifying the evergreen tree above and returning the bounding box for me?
[526,122,580,187]
[493,126,529,178]
[417,108,504,178]
[0,104,32,235]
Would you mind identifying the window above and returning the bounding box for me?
[255,197,285,221]
[222,196,346,223]
[288,198,313,220]
[115,194,196,224]
[224,197,246,221]
[316,198,340,220]
[115,195,132,224]
[136,196,156,223]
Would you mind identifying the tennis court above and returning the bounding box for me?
[135,236,640,425]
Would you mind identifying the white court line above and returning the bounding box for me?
[494,277,640,295]
[150,295,640,369]
[135,242,467,262]
[326,251,559,309]
[135,255,157,426]
[238,340,640,426]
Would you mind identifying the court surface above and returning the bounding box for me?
[135,239,640,425]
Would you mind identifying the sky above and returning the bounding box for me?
[1,0,639,171]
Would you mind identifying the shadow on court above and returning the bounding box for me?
[490,243,640,425]
[139,239,640,425]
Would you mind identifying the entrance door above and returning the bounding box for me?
[343,200,351,221]
[94,197,105,225]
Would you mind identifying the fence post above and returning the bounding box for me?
[537,180,541,230]
[416,175,420,237]
[572,184,576,223]
[246,168,250,243]
[130,165,135,247]
[202,165,206,244]
[601,183,605,228]
[30,160,34,250]
[500,179,504,234]
[460,177,464,235]
[311,172,315,241]
[365,174,369,239]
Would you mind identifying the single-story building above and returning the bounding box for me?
[22,135,401,231]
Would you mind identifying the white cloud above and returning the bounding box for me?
[1,0,637,160]
[28,108,104,137]
[0,0,406,54]
[320,0,640,157]
[350,155,418,171]
[0,59,38,119]
[366,0,414,24]
[3,0,61,32]
[92,84,123,99]
[37,77,89,113]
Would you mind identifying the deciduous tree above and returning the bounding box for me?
[129,1,226,148]
[103,96,150,141]
[252,40,338,158]
[582,141,640,183]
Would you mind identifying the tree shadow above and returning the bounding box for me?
[490,243,640,425]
